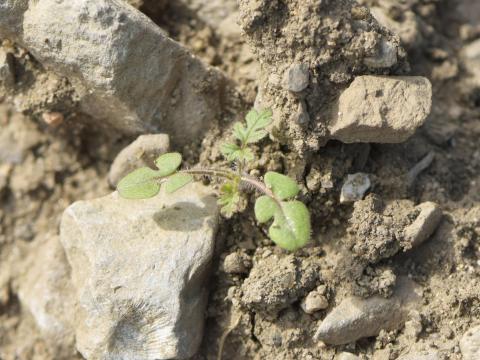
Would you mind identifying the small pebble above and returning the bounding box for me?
[340,173,371,203]
[41,112,64,127]
[223,252,251,274]
[283,63,309,93]
[301,290,329,314]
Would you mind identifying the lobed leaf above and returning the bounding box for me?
[154,152,182,176]
[117,167,161,199]
[254,195,278,223]
[268,200,311,251]
[264,172,300,200]
[221,142,254,162]
[164,173,193,193]
[233,108,272,145]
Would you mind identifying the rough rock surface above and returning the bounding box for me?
[460,324,480,360]
[314,277,422,345]
[0,0,225,144]
[238,0,409,152]
[18,235,76,358]
[330,76,432,143]
[108,134,170,186]
[60,184,219,360]
[241,255,319,313]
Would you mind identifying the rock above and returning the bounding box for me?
[403,202,442,249]
[314,277,422,345]
[300,290,328,314]
[364,39,398,68]
[241,255,318,313]
[283,63,309,93]
[183,0,238,31]
[0,0,224,144]
[397,350,440,360]
[460,324,480,360]
[18,235,76,358]
[330,76,432,143]
[336,352,360,360]
[60,184,219,360]
[340,173,371,203]
[223,251,252,274]
[108,134,170,186]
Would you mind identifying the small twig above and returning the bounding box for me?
[407,151,435,187]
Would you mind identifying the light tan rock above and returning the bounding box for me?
[460,324,480,360]
[18,235,76,358]
[60,184,219,360]
[330,76,432,143]
[403,202,442,249]
[314,277,422,345]
[0,0,224,144]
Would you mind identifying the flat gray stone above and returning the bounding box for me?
[330,76,432,143]
[314,277,422,345]
[60,184,219,360]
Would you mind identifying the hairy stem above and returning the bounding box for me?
[179,168,275,198]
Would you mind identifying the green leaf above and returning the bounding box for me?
[154,152,182,176]
[220,142,254,162]
[268,201,311,251]
[117,167,161,199]
[233,108,272,145]
[264,172,300,200]
[254,196,278,223]
[164,173,193,193]
[218,183,240,218]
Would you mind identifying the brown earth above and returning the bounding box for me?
[1,0,480,359]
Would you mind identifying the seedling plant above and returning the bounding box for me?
[117,109,311,251]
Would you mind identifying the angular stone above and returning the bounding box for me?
[18,235,76,358]
[283,63,309,93]
[60,184,219,360]
[314,277,422,345]
[0,0,224,144]
[460,324,480,360]
[330,76,432,143]
[300,290,328,314]
[340,173,371,203]
[108,134,170,187]
[403,202,442,249]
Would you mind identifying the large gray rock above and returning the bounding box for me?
[0,0,224,144]
[18,235,76,359]
[108,134,170,187]
[314,277,422,345]
[60,184,219,360]
[460,324,480,360]
[330,76,432,143]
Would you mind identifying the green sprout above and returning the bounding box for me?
[117,109,311,251]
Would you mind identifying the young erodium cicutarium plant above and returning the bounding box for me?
[117,109,311,251]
